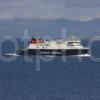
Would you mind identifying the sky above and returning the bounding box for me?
[0,0,100,21]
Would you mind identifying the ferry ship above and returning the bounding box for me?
[16,35,89,56]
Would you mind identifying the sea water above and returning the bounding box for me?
[0,39,100,100]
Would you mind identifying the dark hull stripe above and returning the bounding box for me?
[16,49,89,56]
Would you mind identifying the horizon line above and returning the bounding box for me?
[0,17,100,22]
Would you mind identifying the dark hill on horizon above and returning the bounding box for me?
[0,18,100,38]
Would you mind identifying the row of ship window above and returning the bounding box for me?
[35,44,80,46]
[36,44,50,46]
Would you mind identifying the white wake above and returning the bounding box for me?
[71,54,91,57]
[4,53,19,56]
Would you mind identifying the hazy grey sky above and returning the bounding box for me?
[0,0,100,21]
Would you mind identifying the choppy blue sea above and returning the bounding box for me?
[0,39,100,100]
